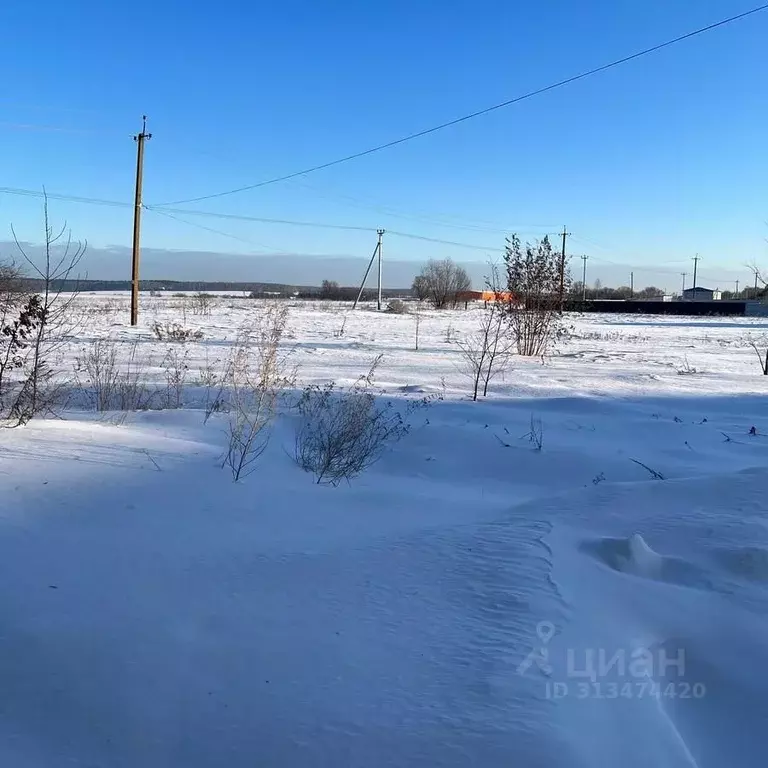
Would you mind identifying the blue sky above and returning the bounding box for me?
[0,0,766,288]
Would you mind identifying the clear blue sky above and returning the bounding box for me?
[0,0,766,287]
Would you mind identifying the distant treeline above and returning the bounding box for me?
[15,278,410,298]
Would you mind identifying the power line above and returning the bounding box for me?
[386,229,502,252]
[144,204,373,233]
[283,178,555,235]
[147,207,290,253]
[0,186,132,209]
[154,4,768,207]
[0,185,507,251]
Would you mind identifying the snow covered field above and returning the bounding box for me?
[2,293,768,767]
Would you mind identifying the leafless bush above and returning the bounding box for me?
[221,305,293,481]
[676,356,699,375]
[387,299,409,314]
[455,264,514,400]
[162,346,189,408]
[294,357,411,485]
[504,234,569,357]
[152,321,203,342]
[191,291,213,316]
[74,339,155,412]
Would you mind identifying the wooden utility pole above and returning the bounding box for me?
[581,255,588,301]
[691,254,700,300]
[353,237,382,309]
[376,229,385,310]
[131,116,152,326]
[558,225,569,309]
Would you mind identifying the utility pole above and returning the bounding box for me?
[581,255,588,301]
[630,271,634,298]
[558,226,569,309]
[131,116,152,326]
[680,272,687,296]
[376,229,385,310]
[691,254,700,301]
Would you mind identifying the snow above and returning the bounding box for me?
[1,293,767,766]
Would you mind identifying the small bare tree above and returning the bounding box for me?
[413,301,422,351]
[503,234,568,357]
[414,258,471,309]
[455,264,513,400]
[222,305,293,480]
[9,196,85,423]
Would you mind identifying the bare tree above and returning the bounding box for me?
[455,263,513,400]
[9,196,85,423]
[411,274,430,302]
[415,259,471,309]
[504,235,568,357]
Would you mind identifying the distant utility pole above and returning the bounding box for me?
[680,272,687,296]
[558,226,569,309]
[353,230,384,310]
[376,229,385,310]
[630,271,634,298]
[691,254,700,301]
[581,255,589,301]
[131,115,152,326]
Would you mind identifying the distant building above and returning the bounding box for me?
[682,287,721,301]
[457,290,515,306]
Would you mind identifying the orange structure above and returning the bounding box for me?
[457,290,515,304]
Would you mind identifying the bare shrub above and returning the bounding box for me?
[504,234,569,357]
[387,299,409,314]
[162,346,189,408]
[192,291,213,316]
[455,264,513,400]
[294,357,411,485]
[152,321,203,342]
[221,305,293,481]
[414,259,471,309]
[74,339,155,412]
[676,356,699,375]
